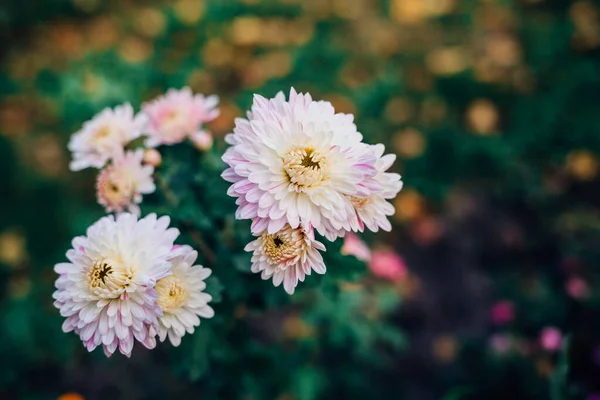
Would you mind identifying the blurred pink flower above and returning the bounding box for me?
[368,249,407,281]
[142,87,219,147]
[341,232,371,262]
[540,327,562,351]
[490,300,515,326]
[190,130,214,151]
[566,277,589,299]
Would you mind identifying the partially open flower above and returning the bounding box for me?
[245,224,326,294]
[96,149,155,215]
[155,246,214,346]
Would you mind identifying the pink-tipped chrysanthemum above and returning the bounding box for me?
[155,245,214,346]
[141,87,219,147]
[96,149,156,216]
[53,213,179,357]
[245,224,326,294]
[349,144,403,233]
[222,88,382,240]
[68,103,145,171]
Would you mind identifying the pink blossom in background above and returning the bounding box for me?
[540,327,562,351]
[190,130,214,151]
[368,249,407,281]
[142,87,219,147]
[566,276,590,299]
[341,232,371,262]
[143,148,162,167]
[490,300,515,326]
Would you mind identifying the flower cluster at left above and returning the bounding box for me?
[53,213,214,357]
[68,88,219,215]
[58,87,219,357]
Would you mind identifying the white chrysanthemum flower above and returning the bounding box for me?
[245,224,326,294]
[53,213,179,357]
[320,144,403,239]
[68,103,145,171]
[350,144,403,232]
[96,149,156,216]
[222,88,382,240]
[142,87,219,147]
[155,245,214,346]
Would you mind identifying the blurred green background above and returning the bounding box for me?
[1,0,600,399]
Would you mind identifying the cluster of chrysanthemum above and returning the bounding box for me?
[222,88,403,294]
[53,213,214,357]
[68,87,219,215]
[55,88,219,357]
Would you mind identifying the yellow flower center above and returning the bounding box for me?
[97,166,135,211]
[87,258,132,297]
[156,275,188,313]
[93,125,111,142]
[349,195,371,209]
[262,226,307,267]
[283,147,327,190]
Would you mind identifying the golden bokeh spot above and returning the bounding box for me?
[425,46,469,76]
[565,150,599,181]
[391,0,455,24]
[32,134,67,178]
[485,33,522,68]
[72,0,100,13]
[466,99,499,135]
[86,16,119,51]
[230,17,263,46]
[392,128,426,159]
[134,8,167,38]
[203,38,235,67]
[0,102,32,137]
[173,0,204,25]
[432,335,457,364]
[570,1,600,50]
[323,94,357,116]
[0,230,26,266]
[282,314,315,340]
[49,22,85,59]
[391,0,428,24]
[117,36,153,64]
[58,393,85,400]
[394,189,426,222]
[187,69,215,94]
[385,97,414,124]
